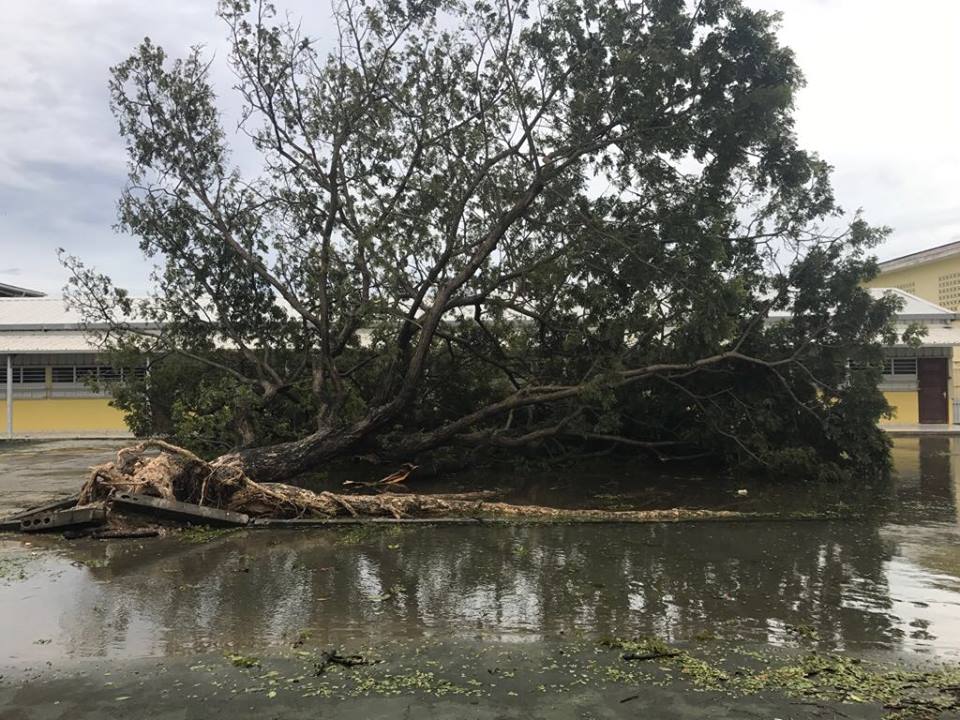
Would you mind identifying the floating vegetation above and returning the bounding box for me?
[351,669,479,698]
[603,637,681,662]
[334,524,414,546]
[178,526,239,544]
[0,554,30,582]
[602,637,960,718]
[226,653,260,669]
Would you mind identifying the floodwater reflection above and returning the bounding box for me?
[1,436,960,665]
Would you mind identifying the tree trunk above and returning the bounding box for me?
[229,423,379,484]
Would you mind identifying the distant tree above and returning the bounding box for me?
[64,0,902,483]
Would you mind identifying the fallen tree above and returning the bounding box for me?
[62,0,904,488]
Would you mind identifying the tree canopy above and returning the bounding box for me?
[64,0,900,483]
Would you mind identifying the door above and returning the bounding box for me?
[918,358,949,424]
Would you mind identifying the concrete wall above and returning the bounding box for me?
[0,398,129,434]
[866,255,960,311]
[881,390,920,425]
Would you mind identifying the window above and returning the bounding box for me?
[0,367,46,383]
[20,367,45,383]
[99,367,122,382]
[51,367,75,383]
[75,367,99,381]
[35,366,147,385]
[870,357,918,377]
[891,358,918,376]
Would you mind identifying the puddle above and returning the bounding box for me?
[0,437,958,666]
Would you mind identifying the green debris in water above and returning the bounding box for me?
[603,638,960,718]
[351,669,480,698]
[226,653,261,669]
[179,526,239,544]
[0,554,30,582]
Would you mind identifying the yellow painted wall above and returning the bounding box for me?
[867,257,960,425]
[881,391,920,425]
[0,398,129,434]
[866,255,960,310]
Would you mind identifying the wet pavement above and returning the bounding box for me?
[0,437,959,717]
[0,440,127,516]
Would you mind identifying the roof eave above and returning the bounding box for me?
[878,240,960,274]
[0,323,159,332]
[0,283,46,298]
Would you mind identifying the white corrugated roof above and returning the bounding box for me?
[768,287,955,322]
[889,322,960,346]
[0,331,103,353]
[0,297,153,353]
[869,287,956,319]
[0,288,955,353]
[0,297,149,330]
[0,298,88,328]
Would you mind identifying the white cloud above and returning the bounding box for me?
[0,0,225,293]
[747,0,960,259]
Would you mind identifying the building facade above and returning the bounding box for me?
[0,295,148,437]
[866,241,960,312]
[872,290,957,426]
[865,242,960,426]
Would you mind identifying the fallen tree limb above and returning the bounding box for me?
[313,650,374,675]
[622,651,683,661]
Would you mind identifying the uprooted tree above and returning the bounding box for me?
[63,0,905,494]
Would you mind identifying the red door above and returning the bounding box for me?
[918,358,949,424]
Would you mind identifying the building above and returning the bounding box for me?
[862,242,960,426]
[0,295,150,438]
[865,240,960,312]
[0,270,952,436]
[871,288,958,426]
[770,286,958,427]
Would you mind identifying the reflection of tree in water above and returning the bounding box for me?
[56,520,900,658]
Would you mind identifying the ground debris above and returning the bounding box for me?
[20,507,107,533]
[111,491,249,526]
[226,653,260,669]
[603,637,960,718]
[90,527,160,540]
[313,650,376,675]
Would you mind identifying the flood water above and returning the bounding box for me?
[1,437,960,718]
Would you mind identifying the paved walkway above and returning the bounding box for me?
[0,439,125,515]
[884,424,960,435]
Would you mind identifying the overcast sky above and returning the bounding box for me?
[1,0,957,295]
